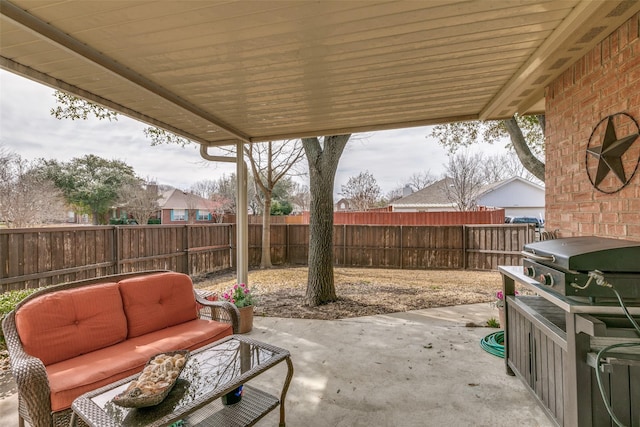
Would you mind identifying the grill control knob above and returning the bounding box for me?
[538,273,554,287]
[524,266,535,277]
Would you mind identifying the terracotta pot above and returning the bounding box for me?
[238,305,254,333]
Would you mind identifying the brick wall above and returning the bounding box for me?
[545,13,640,240]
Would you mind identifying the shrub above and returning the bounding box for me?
[1,288,41,349]
[109,218,129,225]
[270,200,293,215]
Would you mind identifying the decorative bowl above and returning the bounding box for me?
[112,350,190,408]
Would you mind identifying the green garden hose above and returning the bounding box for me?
[480,330,505,358]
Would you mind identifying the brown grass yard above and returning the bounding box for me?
[193,266,506,321]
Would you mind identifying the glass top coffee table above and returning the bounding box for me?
[70,336,293,427]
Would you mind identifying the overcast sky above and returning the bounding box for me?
[1,70,504,196]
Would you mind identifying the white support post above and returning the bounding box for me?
[199,141,249,285]
[236,141,249,286]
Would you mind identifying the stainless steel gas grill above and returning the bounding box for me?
[499,237,640,427]
[521,236,640,301]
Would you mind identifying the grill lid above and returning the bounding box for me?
[522,236,640,273]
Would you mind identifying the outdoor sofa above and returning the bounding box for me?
[1,270,239,427]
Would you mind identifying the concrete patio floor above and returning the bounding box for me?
[0,303,553,427]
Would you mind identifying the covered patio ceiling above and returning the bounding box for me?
[1,0,639,147]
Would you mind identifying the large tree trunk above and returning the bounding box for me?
[302,135,350,306]
[260,193,272,268]
[504,116,545,182]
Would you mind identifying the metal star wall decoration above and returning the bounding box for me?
[585,113,640,194]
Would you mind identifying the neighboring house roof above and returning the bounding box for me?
[391,176,545,211]
[391,178,455,209]
[158,189,213,210]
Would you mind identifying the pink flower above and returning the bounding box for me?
[496,290,519,300]
[233,284,238,290]
[244,289,249,294]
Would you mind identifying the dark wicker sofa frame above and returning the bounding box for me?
[1,270,239,427]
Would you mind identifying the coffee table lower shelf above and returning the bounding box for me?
[183,386,279,427]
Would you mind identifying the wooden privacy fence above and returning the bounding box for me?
[0,225,234,292]
[1,223,535,292]
[278,224,534,269]
[299,209,506,225]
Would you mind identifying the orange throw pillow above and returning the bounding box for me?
[118,272,198,338]
[15,283,127,366]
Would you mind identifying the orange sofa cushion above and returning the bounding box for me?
[15,283,127,366]
[118,272,198,338]
[46,319,232,411]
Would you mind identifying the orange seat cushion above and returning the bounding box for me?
[15,283,127,366]
[118,272,198,338]
[46,319,232,412]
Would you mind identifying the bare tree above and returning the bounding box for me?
[340,171,382,211]
[384,187,404,204]
[214,174,238,213]
[208,193,234,223]
[481,152,542,185]
[302,135,351,306]
[405,171,438,191]
[189,180,219,199]
[244,141,305,268]
[0,147,67,228]
[290,182,311,212]
[204,173,260,215]
[117,179,160,225]
[444,152,486,211]
[198,142,305,249]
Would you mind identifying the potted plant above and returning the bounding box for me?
[221,283,256,333]
[492,290,518,329]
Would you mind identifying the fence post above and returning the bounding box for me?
[399,225,403,269]
[113,226,121,274]
[285,224,289,264]
[342,224,346,266]
[229,224,235,269]
[462,225,467,270]
[183,225,189,274]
